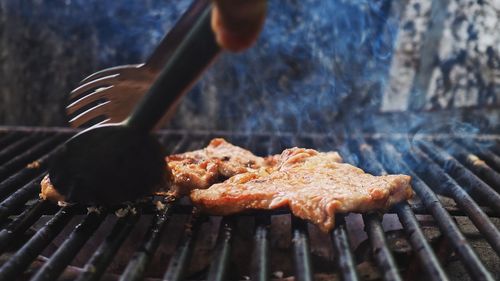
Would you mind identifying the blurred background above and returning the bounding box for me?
[0,0,499,133]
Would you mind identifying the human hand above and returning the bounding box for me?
[211,0,267,52]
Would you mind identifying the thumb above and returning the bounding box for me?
[211,0,267,52]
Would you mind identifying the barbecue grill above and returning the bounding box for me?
[1,0,500,280]
[0,126,498,280]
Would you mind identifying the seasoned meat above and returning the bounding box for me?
[191,147,413,232]
[40,175,66,203]
[167,138,273,195]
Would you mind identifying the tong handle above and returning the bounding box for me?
[125,2,221,132]
[145,0,211,72]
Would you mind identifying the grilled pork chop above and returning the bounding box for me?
[191,147,413,232]
[167,138,274,195]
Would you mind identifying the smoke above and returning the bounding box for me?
[189,0,400,133]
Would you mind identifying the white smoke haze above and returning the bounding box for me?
[1,0,497,137]
[172,0,401,133]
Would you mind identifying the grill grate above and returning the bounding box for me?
[0,127,498,280]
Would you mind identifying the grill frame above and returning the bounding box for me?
[0,126,498,280]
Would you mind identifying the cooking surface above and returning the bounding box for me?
[0,127,499,280]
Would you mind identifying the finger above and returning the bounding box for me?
[211,0,267,52]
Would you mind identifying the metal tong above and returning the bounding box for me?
[67,0,213,128]
[48,0,221,205]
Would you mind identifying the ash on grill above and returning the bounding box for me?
[0,127,498,281]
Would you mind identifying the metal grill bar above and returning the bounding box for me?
[489,141,500,156]
[436,140,500,193]
[244,136,275,281]
[355,138,449,281]
[0,133,43,165]
[0,206,75,281]
[395,203,449,281]
[76,213,140,281]
[294,136,359,281]
[291,217,313,281]
[0,160,45,202]
[31,211,105,281]
[0,134,66,182]
[363,214,403,281]
[0,136,67,200]
[162,212,204,281]
[407,145,500,255]
[250,215,271,281]
[207,216,235,281]
[459,141,500,172]
[320,136,387,278]
[417,140,500,212]
[0,200,50,253]
[157,134,212,280]
[331,215,359,281]
[119,198,176,281]
[0,175,46,222]
[0,171,54,220]
[378,142,495,281]
[115,134,192,280]
[409,202,497,217]
[339,137,403,281]
[0,132,24,148]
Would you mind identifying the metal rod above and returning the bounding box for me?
[355,141,387,175]
[76,213,140,281]
[0,162,46,201]
[30,211,105,281]
[0,206,75,280]
[126,2,220,133]
[0,134,67,182]
[117,133,189,280]
[378,142,494,281]
[0,134,43,165]
[417,140,500,212]
[489,140,500,156]
[145,0,211,71]
[0,131,24,148]
[207,216,235,281]
[354,138,452,280]
[408,146,500,255]
[249,133,274,279]
[0,200,50,253]
[119,197,176,281]
[396,203,449,281]
[331,215,359,281]
[250,215,271,281]
[0,174,45,222]
[339,136,403,281]
[436,140,500,193]
[363,214,403,281]
[162,211,204,281]
[0,139,66,200]
[408,202,498,217]
[291,217,313,281]
[458,141,500,172]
